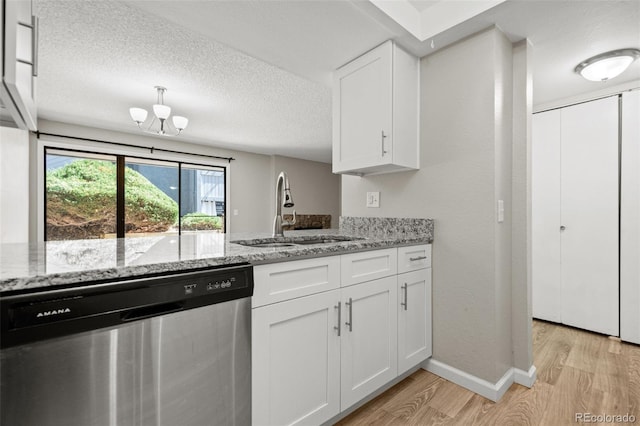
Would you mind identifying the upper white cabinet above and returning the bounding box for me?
[332,41,419,176]
[1,0,38,130]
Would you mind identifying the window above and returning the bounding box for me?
[44,147,226,241]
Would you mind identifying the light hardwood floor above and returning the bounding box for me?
[337,320,640,425]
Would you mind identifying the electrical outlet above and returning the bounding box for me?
[366,191,380,208]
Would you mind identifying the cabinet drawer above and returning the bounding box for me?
[341,248,397,287]
[398,245,431,273]
[252,256,340,308]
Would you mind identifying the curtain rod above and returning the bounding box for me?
[34,131,236,163]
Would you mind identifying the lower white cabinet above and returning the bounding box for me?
[252,290,341,426]
[252,245,432,426]
[340,276,397,409]
[397,268,432,374]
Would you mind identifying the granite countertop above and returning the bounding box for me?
[0,217,433,294]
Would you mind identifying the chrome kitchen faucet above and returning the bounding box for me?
[273,171,296,237]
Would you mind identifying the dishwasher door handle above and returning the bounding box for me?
[121,302,184,322]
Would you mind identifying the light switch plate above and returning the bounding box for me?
[367,191,380,208]
[497,200,504,223]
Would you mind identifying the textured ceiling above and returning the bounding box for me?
[35,0,640,163]
[36,0,334,162]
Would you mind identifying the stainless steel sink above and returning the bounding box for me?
[293,238,356,245]
[231,236,363,248]
[248,243,298,248]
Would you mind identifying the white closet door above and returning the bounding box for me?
[532,109,562,322]
[560,96,619,336]
[621,90,640,344]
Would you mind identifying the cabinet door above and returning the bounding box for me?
[397,269,431,374]
[252,291,341,426]
[340,275,397,410]
[2,0,37,131]
[560,96,619,336]
[333,41,392,173]
[621,90,640,344]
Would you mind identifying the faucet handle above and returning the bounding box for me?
[284,210,297,226]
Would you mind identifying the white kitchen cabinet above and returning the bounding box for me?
[252,256,340,308]
[397,245,431,274]
[621,90,640,345]
[1,0,38,130]
[340,247,397,287]
[397,268,431,375]
[340,275,398,410]
[252,244,432,425]
[332,40,419,176]
[252,290,341,426]
[532,96,619,336]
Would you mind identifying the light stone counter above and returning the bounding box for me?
[0,217,433,294]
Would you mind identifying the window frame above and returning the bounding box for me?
[37,137,230,242]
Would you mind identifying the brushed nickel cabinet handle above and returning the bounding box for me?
[401,283,408,311]
[345,298,353,332]
[334,302,341,336]
[381,131,388,156]
[32,16,39,77]
[409,256,427,261]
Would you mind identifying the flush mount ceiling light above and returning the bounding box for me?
[574,48,640,82]
[129,86,189,136]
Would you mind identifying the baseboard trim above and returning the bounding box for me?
[423,359,537,402]
[513,365,537,388]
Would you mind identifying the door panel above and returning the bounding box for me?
[560,96,619,336]
[620,90,640,344]
[532,109,563,322]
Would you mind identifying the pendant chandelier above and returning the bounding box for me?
[129,86,189,136]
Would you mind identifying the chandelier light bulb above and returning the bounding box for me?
[172,115,189,131]
[153,104,171,120]
[129,107,148,124]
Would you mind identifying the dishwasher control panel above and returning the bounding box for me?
[0,264,254,348]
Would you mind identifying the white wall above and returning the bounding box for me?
[33,120,339,238]
[341,27,530,384]
[511,40,534,371]
[271,155,340,228]
[0,126,30,243]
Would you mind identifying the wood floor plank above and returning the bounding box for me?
[534,325,576,386]
[475,382,553,426]
[335,377,417,426]
[424,379,475,418]
[540,365,596,425]
[337,321,640,426]
[379,371,444,420]
[444,394,492,426]
[565,327,605,373]
[626,342,640,417]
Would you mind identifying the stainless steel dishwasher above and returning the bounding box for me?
[0,264,253,426]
